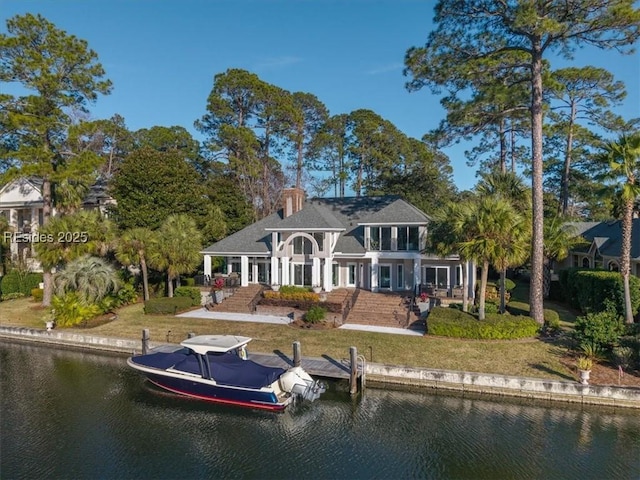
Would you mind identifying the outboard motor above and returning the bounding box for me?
[279,367,326,401]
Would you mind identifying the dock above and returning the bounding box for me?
[250,352,352,380]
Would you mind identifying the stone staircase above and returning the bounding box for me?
[345,290,421,329]
[204,284,264,314]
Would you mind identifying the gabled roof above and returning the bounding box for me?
[203,195,429,255]
[570,219,640,260]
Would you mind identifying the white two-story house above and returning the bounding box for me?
[202,188,476,298]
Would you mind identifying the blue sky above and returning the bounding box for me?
[1,0,638,192]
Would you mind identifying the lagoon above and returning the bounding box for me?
[1,341,639,479]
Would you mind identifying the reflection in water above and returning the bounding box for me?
[1,341,639,479]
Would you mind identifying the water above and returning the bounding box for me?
[1,341,639,480]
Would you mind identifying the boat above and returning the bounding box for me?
[127,334,325,411]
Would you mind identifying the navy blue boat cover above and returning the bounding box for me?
[209,354,285,388]
[132,350,285,389]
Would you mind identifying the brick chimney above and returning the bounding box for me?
[281,187,305,217]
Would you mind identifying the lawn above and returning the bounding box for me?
[0,297,576,381]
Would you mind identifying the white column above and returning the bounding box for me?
[371,256,379,292]
[226,260,232,275]
[203,255,212,277]
[312,257,320,287]
[270,256,279,285]
[281,257,290,286]
[323,258,332,292]
[414,256,422,293]
[240,256,249,287]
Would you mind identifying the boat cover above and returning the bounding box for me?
[132,350,192,370]
[209,353,285,389]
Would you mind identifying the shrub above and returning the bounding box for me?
[280,285,312,295]
[559,268,640,317]
[174,286,202,306]
[144,297,193,315]
[52,292,101,327]
[611,346,634,370]
[263,289,319,303]
[1,292,25,301]
[31,288,44,302]
[304,305,326,324]
[579,341,606,360]
[484,302,499,314]
[183,277,196,287]
[427,306,540,339]
[500,278,516,292]
[0,271,43,296]
[574,304,625,350]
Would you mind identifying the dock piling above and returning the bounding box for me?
[293,341,301,367]
[349,346,358,395]
[142,329,150,355]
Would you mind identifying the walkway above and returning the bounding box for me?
[176,308,425,336]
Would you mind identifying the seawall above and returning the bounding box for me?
[1,325,638,409]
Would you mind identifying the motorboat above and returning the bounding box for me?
[127,334,325,411]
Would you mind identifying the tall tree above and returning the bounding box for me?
[404,0,640,324]
[109,146,207,230]
[547,67,626,215]
[287,92,328,189]
[0,13,112,306]
[311,113,351,197]
[601,133,640,324]
[476,171,531,312]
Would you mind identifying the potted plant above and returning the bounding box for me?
[416,292,430,313]
[576,356,593,385]
[211,277,225,304]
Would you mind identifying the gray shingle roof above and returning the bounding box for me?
[571,219,640,260]
[202,195,429,255]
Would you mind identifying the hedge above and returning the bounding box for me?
[427,306,540,340]
[506,301,559,325]
[559,268,640,316]
[0,271,43,297]
[144,297,194,315]
[174,286,202,306]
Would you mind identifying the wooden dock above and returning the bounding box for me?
[249,352,352,380]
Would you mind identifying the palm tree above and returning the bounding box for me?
[476,172,531,313]
[457,196,526,320]
[115,227,157,301]
[601,132,640,324]
[148,215,202,297]
[54,255,119,303]
[427,202,474,312]
[34,210,116,306]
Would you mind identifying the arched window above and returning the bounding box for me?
[581,257,590,268]
[608,261,619,272]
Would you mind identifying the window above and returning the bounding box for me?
[398,226,419,251]
[369,227,392,250]
[293,264,312,286]
[293,236,312,255]
[582,257,590,268]
[424,266,449,288]
[347,263,357,286]
[379,265,391,289]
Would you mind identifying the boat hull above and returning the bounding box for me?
[131,364,291,411]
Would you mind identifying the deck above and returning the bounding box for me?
[249,352,354,380]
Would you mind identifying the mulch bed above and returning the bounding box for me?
[559,354,640,388]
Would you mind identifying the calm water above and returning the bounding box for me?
[1,341,639,480]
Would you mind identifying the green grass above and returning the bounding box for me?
[0,297,576,382]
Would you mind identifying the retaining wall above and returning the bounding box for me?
[1,325,638,409]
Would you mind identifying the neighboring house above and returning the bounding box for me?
[0,177,114,270]
[556,219,640,279]
[202,188,476,297]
